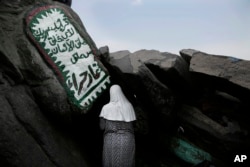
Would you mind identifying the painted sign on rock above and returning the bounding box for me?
[26,5,110,111]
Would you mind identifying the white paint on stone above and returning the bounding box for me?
[29,7,110,109]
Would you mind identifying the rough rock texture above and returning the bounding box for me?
[104,49,250,167]
[190,52,250,91]
[0,85,88,167]
[179,48,200,64]
[1,1,250,167]
[0,0,105,166]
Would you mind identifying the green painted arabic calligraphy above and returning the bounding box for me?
[29,7,110,110]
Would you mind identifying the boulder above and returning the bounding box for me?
[190,51,250,91]
[0,0,107,166]
[110,49,190,82]
[179,48,201,64]
[108,49,193,112]
[0,85,88,167]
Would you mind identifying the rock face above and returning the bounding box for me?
[0,86,89,167]
[0,0,107,166]
[190,53,250,90]
[1,1,250,167]
[105,49,250,166]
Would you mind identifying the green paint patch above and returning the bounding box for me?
[26,5,110,111]
[170,137,212,165]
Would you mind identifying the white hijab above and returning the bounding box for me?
[99,85,136,122]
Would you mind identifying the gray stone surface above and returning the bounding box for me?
[99,46,110,62]
[111,49,191,85]
[0,85,88,167]
[107,49,250,166]
[138,64,175,114]
[0,95,55,167]
[178,105,246,142]
[109,50,177,115]
[110,50,132,73]
[0,0,101,166]
[179,49,201,64]
[190,51,250,90]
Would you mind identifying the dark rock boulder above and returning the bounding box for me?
[108,49,192,112]
[104,49,250,166]
[188,50,250,103]
[108,49,176,114]
[179,48,200,64]
[190,50,250,90]
[0,84,89,167]
[0,0,106,166]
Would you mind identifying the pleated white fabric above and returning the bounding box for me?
[99,85,136,122]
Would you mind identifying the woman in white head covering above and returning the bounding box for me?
[100,84,136,167]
